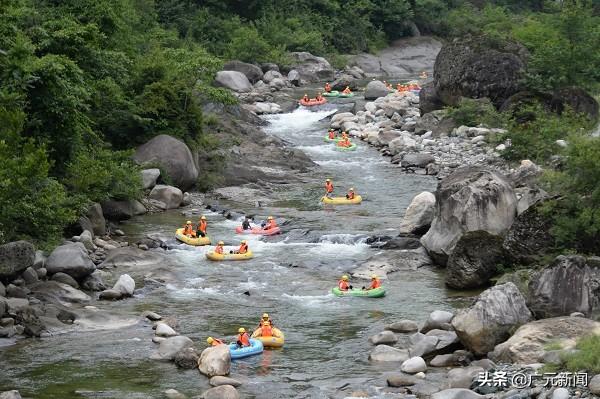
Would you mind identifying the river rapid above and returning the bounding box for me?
[1,107,463,399]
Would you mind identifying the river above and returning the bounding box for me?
[1,107,462,399]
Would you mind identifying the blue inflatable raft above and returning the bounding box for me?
[228,338,264,359]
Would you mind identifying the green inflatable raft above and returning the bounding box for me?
[334,142,357,151]
[324,135,342,143]
[338,92,354,98]
[332,287,386,298]
[323,91,340,97]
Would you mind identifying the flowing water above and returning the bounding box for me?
[1,107,462,399]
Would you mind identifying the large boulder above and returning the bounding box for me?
[222,61,263,84]
[527,255,599,318]
[421,167,517,265]
[401,153,436,169]
[288,52,333,82]
[364,80,389,100]
[45,242,95,280]
[331,74,358,91]
[446,231,506,289]
[141,168,160,190]
[199,344,231,377]
[554,87,599,120]
[150,336,194,361]
[214,71,252,92]
[452,282,532,356]
[148,185,183,209]
[490,316,600,364]
[502,200,554,265]
[0,241,35,279]
[433,38,527,108]
[133,134,198,191]
[368,345,410,362]
[100,199,146,221]
[201,385,240,399]
[419,81,444,115]
[0,391,22,399]
[28,281,91,305]
[287,70,301,86]
[421,310,454,333]
[400,192,436,235]
[401,356,427,374]
[112,274,135,297]
[262,70,283,84]
[84,203,106,236]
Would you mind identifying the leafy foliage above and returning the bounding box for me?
[446,98,508,128]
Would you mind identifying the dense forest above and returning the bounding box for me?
[1,0,599,250]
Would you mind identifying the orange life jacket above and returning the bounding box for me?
[326,182,334,193]
[347,191,355,199]
[338,139,350,147]
[198,220,207,234]
[303,96,309,102]
[329,131,335,139]
[265,220,277,230]
[183,225,194,236]
[238,243,248,254]
[261,325,273,337]
[369,279,381,289]
[259,319,273,327]
[215,245,224,254]
[238,332,250,346]
[211,338,224,346]
[342,132,348,139]
[338,280,350,290]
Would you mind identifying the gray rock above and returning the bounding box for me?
[155,322,177,337]
[133,134,198,191]
[6,284,28,298]
[79,230,94,251]
[214,70,252,92]
[33,250,46,269]
[174,347,199,369]
[209,376,242,388]
[201,385,240,399]
[51,272,79,288]
[98,246,163,269]
[503,199,553,265]
[81,270,107,291]
[36,268,47,279]
[199,344,231,377]
[368,345,410,362]
[470,359,496,370]
[551,388,570,399]
[400,356,427,374]
[409,332,439,357]
[0,297,6,318]
[151,336,194,361]
[21,267,38,284]
[287,70,300,86]
[46,242,95,279]
[386,319,419,333]
[387,373,418,387]
[289,52,333,82]
[112,274,135,297]
[402,153,436,168]
[427,329,460,352]
[380,237,422,250]
[142,311,162,321]
[99,289,122,300]
[152,336,166,344]
[0,391,22,399]
[5,297,29,315]
[452,283,532,356]
[100,199,146,221]
[421,310,454,333]
[429,354,457,367]
[0,282,4,297]
[400,191,436,235]
[28,281,90,304]
[431,388,484,399]
[0,241,35,278]
[85,202,106,236]
[421,167,517,265]
[369,330,398,345]
[262,70,283,84]
[164,389,186,399]
[447,366,484,389]
[141,168,160,190]
[222,60,263,83]
[446,231,505,289]
[149,185,183,210]
[364,80,389,100]
[528,255,596,318]
[589,374,600,395]
[490,316,600,364]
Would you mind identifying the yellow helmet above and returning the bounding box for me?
[238,327,246,333]
[201,216,206,220]
[186,221,192,224]
[262,313,269,319]
[371,274,377,279]
[206,337,214,344]
[267,216,273,220]
[350,188,354,191]
[342,275,349,281]
[218,241,224,245]
[326,178,331,182]
[241,240,247,244]
[263,321,271,326]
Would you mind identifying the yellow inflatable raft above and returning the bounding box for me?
[252,327,285,348]
[205,250,254,261]
[321,195,363,205]
[175,228,211,246]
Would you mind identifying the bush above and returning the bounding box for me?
[446,98,508,128]
[562,335,600,373]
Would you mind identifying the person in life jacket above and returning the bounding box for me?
[346,187,355,200]
[338,275,352,291]
[337,136,351,147]
[325,83,332,93]
[342,86,352,94]
[325,178,334,198]
[236,327,251,348]
[316,92,324,101]
[258,313,274,328]
[259,321,273,337]
[341,131,348,140]
[214,241,225,254]
[197,216,208,237]
[206,337,224,346]
[328,129,336,140]
[302,94,309,103]
[234,240,248,254]
[183,221,195,237]
[264,216,277,230]
[363,274,381,290]
[242,216,252,230]
[420,71,428,79]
